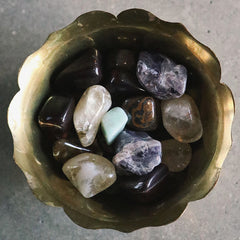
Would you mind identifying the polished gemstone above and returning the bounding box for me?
[107,49,136,70]
[136,51,187,99]
[122,96,158,131]
[53,138,91,164]
[73,85,112,147]
[113,130,162,175]
[162,139,192,172]
[105,70,145,97]
[101,107,128,145]
[38,95,75,139]
[118,164,169,203]
[62,153,116,198]
[161,94,203,143]
[52,48,102,94]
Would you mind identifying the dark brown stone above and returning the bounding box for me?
[104,70,145,98]
[53,138,91,164]
[38,95,75,139]
[97,131,115,160]
[118,164,170,203]
[52,48,102,94]
[106,49,136,70]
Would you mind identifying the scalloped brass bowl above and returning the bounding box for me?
[8,9,234,232]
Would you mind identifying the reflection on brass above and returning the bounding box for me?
[7,9,234,232]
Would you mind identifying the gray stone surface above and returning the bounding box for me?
[113,130,162,175]
[0,0,239,239]
[137,52,187,99]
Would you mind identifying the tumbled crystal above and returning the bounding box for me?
[106,49,136,70]
[38,95,75,139]
[52,48,102,94]
[62,153,116,198]
[118,164,169,203]
[73,85,112,147]
[101,107,128,145]
[104,70,145,97]
[113,130,162,175]
[161,94,203,143]
[162,139,192,172]
[122,96,158,131]
[136,51,187,99]
[53,138,91,164]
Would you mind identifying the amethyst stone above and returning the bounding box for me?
[113,130,162,176]
[136,51,187,99]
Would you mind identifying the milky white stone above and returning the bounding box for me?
[62,153,116,198]
[73,85,112,147]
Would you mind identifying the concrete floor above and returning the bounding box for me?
[1,0,240,239]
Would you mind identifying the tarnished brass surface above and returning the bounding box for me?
[7,9,234,232]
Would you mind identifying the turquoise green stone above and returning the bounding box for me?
[101,107,128,145]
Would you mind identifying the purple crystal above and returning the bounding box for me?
[136,51,187,99]
[113,130,162,176]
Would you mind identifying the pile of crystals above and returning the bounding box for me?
[38,48,202,202]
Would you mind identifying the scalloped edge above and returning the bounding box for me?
[7,9,235,231]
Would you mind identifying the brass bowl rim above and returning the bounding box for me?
[7,8,235,232]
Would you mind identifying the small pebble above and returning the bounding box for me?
[53,48,102,94]
[101,107,128,145]
[161,94,203,143]
[122,96,158,131]
[38,95,75,139]
[105,69,145,97]
[118,164,169,203]
[73,85,112,147]
[162,139,192,172]
[137,51,187,99]
[53,138,91,164]
[113,130,162,176]
[62,153,116,198]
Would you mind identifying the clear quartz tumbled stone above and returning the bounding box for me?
[161,94,203,143]
[73,85,112,147]
[62,153,116,198]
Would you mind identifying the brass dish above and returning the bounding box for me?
[8,9,234,232]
